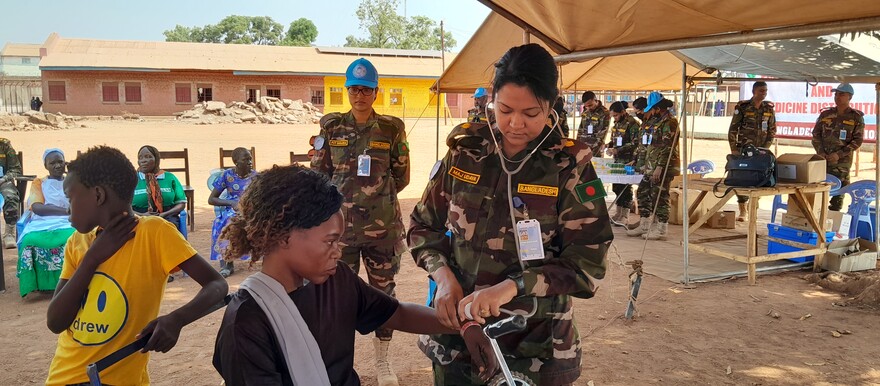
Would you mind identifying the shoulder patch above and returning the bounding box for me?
[574,179,607,204]
[765,101,775,108]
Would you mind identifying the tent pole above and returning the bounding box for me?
[554,16,880,63]
[681,61,690,285]
[868,83,880,250]
[523,30,530,44]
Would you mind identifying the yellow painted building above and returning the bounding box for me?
[323,76,447,118]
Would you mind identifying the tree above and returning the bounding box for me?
[163,15,303,46]
[344,0,455,51]
[399,16,456,51]
[282,18,319,46]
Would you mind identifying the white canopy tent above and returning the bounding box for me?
[438,0,880,283]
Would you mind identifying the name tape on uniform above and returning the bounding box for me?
[329,139,349,147]
[448,167,480,184]
[517,183,559,197]
[369,141,391,150]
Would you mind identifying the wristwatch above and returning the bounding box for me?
[507,271,526,298]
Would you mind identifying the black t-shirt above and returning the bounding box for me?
[213,262,400,386]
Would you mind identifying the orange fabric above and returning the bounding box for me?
[144,170,165,213]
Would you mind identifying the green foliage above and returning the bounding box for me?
[344,0,456,51]
[163,15,305,46]
[282,18,319,46]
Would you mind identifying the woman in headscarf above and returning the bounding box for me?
[132,145,187,230]
[16,148,75,297]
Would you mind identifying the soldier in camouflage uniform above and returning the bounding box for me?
[577,91,610,156]
[811,83,864,211]
[553,96,571,138]
[467,88,489,124]
[310,58,409,386]
[0,138,21,249]
[409,44,612,386]
[606,101,641,225]
[728,81,776,222]
[627,92,680,240]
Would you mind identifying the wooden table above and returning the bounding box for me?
[684,178,831,284]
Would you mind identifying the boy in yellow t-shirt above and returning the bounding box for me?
[45,146,228,386]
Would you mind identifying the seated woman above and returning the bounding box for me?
[132,145,187,231]
[16,149,75,297]
[209,147,256,278]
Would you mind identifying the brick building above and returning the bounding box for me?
[37,33,464,117]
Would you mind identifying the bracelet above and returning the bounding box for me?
[459,321,481,335]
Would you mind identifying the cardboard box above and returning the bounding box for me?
[776,153,826,183]
[785,193,824,219]
[781,212,833,232]
[708,210,736,229]
[669,188,706,225]
[827,210,853,239]
[822,238,878,272]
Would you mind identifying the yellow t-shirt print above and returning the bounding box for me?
[71,272,129,346]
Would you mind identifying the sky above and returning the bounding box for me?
[0,0,490,49]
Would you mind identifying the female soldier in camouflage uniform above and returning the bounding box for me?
[408,43,613,386]
[626,92,681,240]
[606,101,641,225]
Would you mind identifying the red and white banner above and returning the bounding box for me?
[741,82,878,143]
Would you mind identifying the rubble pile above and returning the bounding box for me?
[174,97,323,125]
[0,110,87,131]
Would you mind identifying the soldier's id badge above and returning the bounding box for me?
[642,134,648,144]
[357,154,371,176]
[616,136,623,147]
[515,219,545,261]
[587,124,594,134]
[839,130,847,140]
[762,120,768,131]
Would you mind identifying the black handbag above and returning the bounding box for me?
[714,145,776,197]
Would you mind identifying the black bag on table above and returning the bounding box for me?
[714,144,776,197]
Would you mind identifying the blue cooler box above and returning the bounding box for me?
[767,224,835,263]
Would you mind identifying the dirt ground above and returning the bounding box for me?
[1,118,879,385]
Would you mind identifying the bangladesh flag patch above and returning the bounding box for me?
[575,179,606,204]
[398,141,410,155]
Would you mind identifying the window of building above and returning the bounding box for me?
[390,88,403,106]
[102,82,119,103]
[21,57,31,64]
[197,84,213,102]
[246,86,260,103]
[175,83,192,103]
[266,87,281,99]
[125,82,142,103]
[374,88,385,106]
[311,89,325,105]
[329,87,343,105]
[48,81,66,102]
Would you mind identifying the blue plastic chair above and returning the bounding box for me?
[177,209,188,239]
[771,174,842,223]
[837,179,876,241]
[207,168,229,217]
[687,159,715,176]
